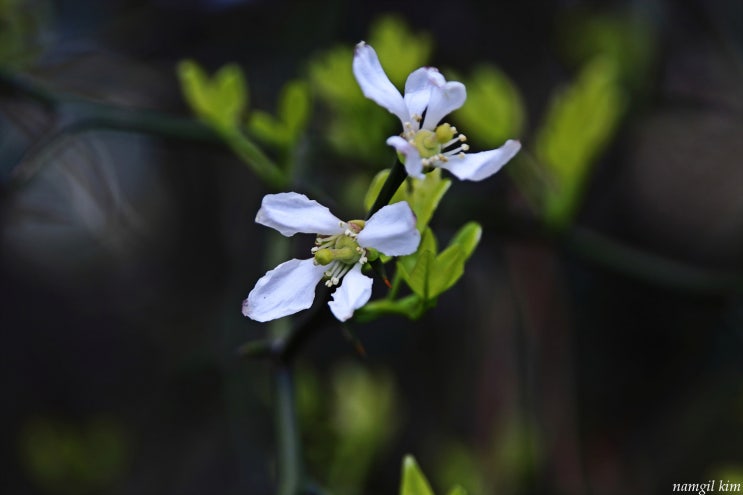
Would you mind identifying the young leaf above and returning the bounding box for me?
[364,169,391,212]
[428,245,465,298]
[279,79,311,138]
[448,222,482,260]
[212,63,247,129]
[177,60,248,132]
[400,455,435,495]
[368,15,432,86]
[535,57,626,229]
[354,294,425,322]
[406,168,451,231]
[177,60,212,119]
[364,169,451,231]
[398,250,434,300]
[248,110,288,148]
[453,64,525,148]
[399,228,437,275]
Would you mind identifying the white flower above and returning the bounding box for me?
[243,192,420,322]
[353,41,521,181]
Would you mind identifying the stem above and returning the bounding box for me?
[224,130,288,190]
[0,68,287,191]
[564,227,743,294]
[275,364,302,495]
[366,159,407,219]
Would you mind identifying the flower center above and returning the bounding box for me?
[403,121,470,170]
[311,220,368,287]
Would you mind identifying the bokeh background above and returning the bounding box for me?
[2,0,743,494]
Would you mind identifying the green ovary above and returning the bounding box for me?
[313,234,364,266]
[412,124,456,159]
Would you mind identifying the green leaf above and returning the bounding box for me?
[400,455,435,495]
[248,110,288,148]
[446,487,468,495]
[448,222,482,260]
[535,56,626,229]
[406,168,451,231]
[308,45,358,107]
[453,64,525,148]
[368,15,432,86]
[365,169,451,231]
[212,63,247,129]
[364,169,391,212]
[177,59,212,118]
[279,79,311,138]
[399,227,437,275]
[354,294,427,322]
[429,245,465,298]
[176,60,248,131]
[398,250,434,300]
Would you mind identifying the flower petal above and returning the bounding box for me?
[353,42,409,125]
[328,264,373,322]
[422,81,466,130]
[358,201,420,256]
[256,192,343,236]
[386,136,424,179]
[403,68,444,124]
[439,140,521,181]
[243,258,326,322]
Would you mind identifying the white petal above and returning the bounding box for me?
[243,258,326,322]
[353,42,409,125]
[403,68,444,125]
[358,201,420,256]
[422,81,466,130]
[386,135,424,179]
[256,192,343,237]
[439,140,521,181]
[328,264,373,322]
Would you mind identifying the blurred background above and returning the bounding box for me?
[1,0,742,494]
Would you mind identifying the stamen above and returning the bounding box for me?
[445,144,468,155]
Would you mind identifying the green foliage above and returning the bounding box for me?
[364,168,452,232]
[434,442,488,495]
[19,416,130,495]
[367,15,433,87]
[398,222,481,301]
[296,363,399,495]
[248,79,311,150]
[400,455,467,495]
[558,11,656,90]
[534,57,626,228]
[177,60,247,132]
[308,15,432,165]
[177,59,289,188]
[359,166,482,321]
[453,64,526,148]
[401,456,435,495]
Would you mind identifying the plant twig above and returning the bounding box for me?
[275,364,303,495]
[366,159,406,219]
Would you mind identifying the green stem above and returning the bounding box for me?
[564,227,743,294]
[0,68,287,191]
[275,364,302,495]
[223,130,288,190]
[366,159,407,219]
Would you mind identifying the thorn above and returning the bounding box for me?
[383,276,392,288]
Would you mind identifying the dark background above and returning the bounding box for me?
[1,0,742,494]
